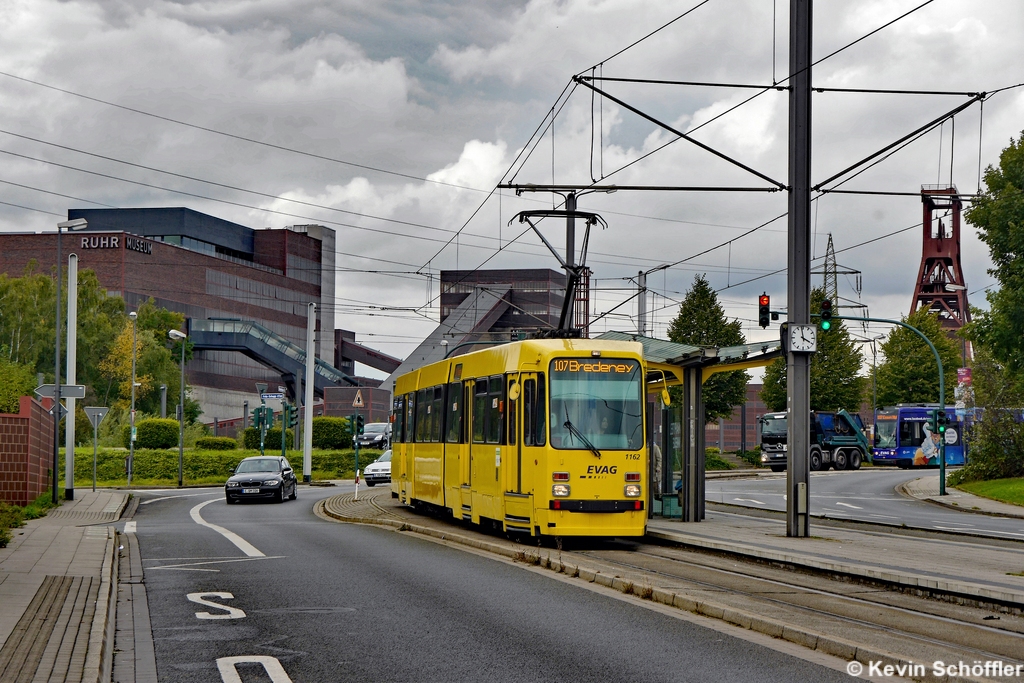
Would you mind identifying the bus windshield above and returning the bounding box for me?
[760,415,787,436]
[874,414,897,448]
[548,357,644,450]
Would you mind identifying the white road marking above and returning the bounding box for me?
[733,498,765,505]
[868,514,899,519]
[140,492,222,505]
[124,521,137,533]
[835,502,863,509]
[150,557,284,571]
[189,500,264,557]
[187,592,246,620]
[217,656,293,683]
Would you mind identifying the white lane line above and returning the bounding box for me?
[733,498,765,505]
[124,521,137,533]
[141,492,222,505]
[189,500,264,557]
[150,557,284,571]
[835,502,863,509]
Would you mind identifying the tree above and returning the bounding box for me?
[874,308,961,407]
[667,274,748,423]
[964,131,1024,379]
[0,355,35,413]
[759,288,864,412]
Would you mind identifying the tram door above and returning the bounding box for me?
[505,374,521,493]
[518,372,545,498]
[459,382,472,516]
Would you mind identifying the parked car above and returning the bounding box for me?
[363,450,392,486]
[225,456,298,503]
[356,422,391,449]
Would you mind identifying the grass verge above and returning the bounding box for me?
[955,477,1024,507]
[0,492,61,548]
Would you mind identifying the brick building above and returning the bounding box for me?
[0,208,336,421]
[704,384,768,453]
[0,396,54,506]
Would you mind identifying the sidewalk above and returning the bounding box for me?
[900,473,1024,519]
[0,490,128,683]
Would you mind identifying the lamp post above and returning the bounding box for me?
[127,311,138,487]
[169,329,187,488]
[53,218,87,505]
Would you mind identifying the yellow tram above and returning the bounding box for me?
[390,338,648,538]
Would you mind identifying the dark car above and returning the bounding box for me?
[225,456,298,504]
[355,422,390,449]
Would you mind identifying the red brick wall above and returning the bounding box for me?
[0,396,54,507]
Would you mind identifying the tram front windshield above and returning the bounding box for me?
[874,413,897,448]
[548,357,644,450]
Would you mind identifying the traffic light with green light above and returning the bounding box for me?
[820,299,833,331]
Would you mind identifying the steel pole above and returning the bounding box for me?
[52,226,62,505]
[302,303,316,482]
[179,339,185,487]
[128,313,137,487]
[786,0,813,538]
[65,254,78,501]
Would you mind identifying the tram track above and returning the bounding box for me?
[569,542,1024,670]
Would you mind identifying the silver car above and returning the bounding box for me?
[363,450,392,486]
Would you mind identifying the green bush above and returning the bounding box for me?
[195,436,238,450]
[735,445,762,468]
[122,418,180,449]
[242,427,294,450]
[63,446,367,484]
[705,451,735,471]
[312,417,352,449]
[0,501,24,548]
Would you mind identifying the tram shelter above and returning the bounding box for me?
[596,332,782,522]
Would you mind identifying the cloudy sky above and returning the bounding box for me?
[2,0,1022,377]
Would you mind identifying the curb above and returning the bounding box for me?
[83,527,117,683]
[315,498,992,682]
[897,482,1024,520]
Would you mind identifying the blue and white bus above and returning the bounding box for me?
[872,405,965,468]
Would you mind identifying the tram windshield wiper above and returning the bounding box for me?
[563,407,601,459]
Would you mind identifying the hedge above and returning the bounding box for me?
[121,418,180,449]
[312,417,352,450]
[195,436,238,450]
[243,427,294,450]
[62,447,367,483]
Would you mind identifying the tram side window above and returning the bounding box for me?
[472,381,486,443]
[405,392,416,444]
[430,386,444,442]
[508,377,516,446]
[415,388,430,442]
[899,420,926,448]
[446,382,462,443]
[393,397,405,443]
[522,377,546,446]
[536,374,546,446]
[486,376,503,444]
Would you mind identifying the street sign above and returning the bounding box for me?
[35,384,86,399]
[352,390,364,408]
[84,407,109,428]
[261,392,285,400]
[50,402,68,420]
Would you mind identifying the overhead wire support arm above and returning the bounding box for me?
[580,75,789,91]
[572,75,787,190]
[814,93,985,192]
[500,183,781,194]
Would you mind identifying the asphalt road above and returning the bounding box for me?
[706,467,1024,540]
[128,486,854,683]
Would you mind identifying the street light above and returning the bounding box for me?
[127,311,138,487]
[53,218,87,505]
[169,329,187,488]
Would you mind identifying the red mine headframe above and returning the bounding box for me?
[911,185,971,348]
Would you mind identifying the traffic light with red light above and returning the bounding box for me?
[758,293,771,329]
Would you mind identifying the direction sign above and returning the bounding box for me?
[84,407,109,428]
[35,384,86,399]
[261,392,285,400]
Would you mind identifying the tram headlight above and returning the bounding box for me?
[624,484,641,497]
[552,484,570,497]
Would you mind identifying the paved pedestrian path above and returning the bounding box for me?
[0,490,127,683]
[901,473,1024,519]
